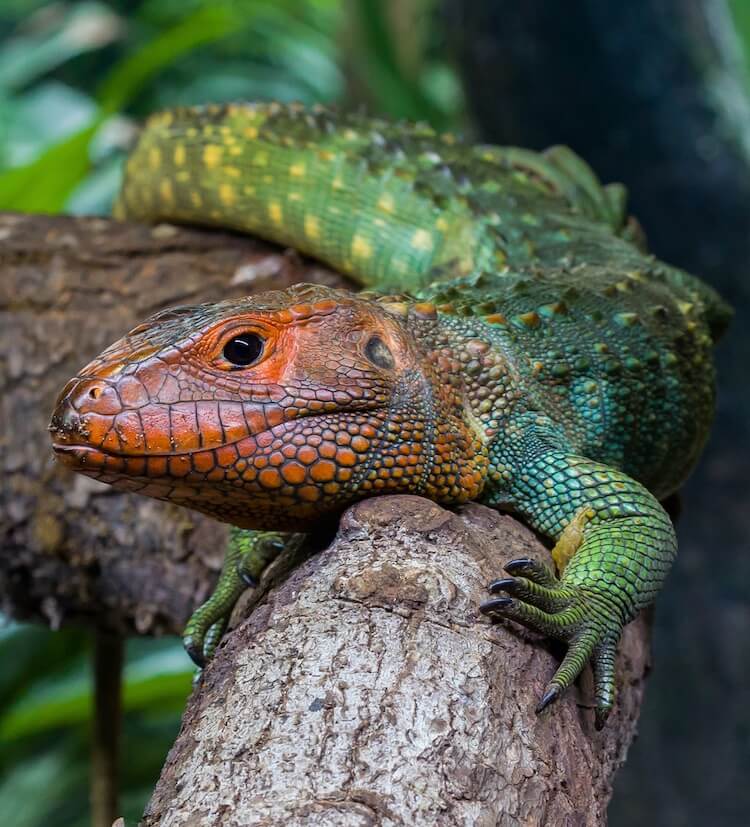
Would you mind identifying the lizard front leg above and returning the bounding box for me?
[183,527,302,666]
[482,417,676,727]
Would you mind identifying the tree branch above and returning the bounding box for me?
[143,497,650,826]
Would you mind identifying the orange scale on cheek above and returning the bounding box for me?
[310,460,336,482]
[320,442,337,459]
[296,445,318,464]
[243,408,267,434]
[269,451,285,467]
[281,462,306,484]
[195,402,224,447]
[336,448,357,467]
[351,436,369,453]
[256,431,274,449]
[258,468,283,489]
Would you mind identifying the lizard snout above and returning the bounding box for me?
[49,376,121,459]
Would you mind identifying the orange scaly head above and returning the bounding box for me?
[50,284,488,529]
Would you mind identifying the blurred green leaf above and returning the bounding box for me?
[2,81,96,168]
[0,119,100,212]
[97,5,239,114]
[0,639,192,742]
[0,2,123,92]
[0,746,86,827]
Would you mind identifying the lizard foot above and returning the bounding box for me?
[480,557,620,728]
[183,530,290,667]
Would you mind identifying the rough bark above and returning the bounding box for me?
[0,213,650,823]
[143,497,649,827]
[443,2,750,824]
[0,211,345,635]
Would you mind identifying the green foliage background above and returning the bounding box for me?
[0,1,463,824]
[2,2,750,825]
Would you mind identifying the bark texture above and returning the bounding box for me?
[0,211,345,634]
[143,497,650,827]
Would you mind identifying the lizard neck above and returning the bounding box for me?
[381,299,521,504]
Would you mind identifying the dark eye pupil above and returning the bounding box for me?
[223,334,264,366]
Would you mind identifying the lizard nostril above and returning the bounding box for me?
[88,385,103,400]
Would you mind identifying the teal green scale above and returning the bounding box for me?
[117,102,731,726]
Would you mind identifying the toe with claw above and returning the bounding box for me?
[480,556,622,727]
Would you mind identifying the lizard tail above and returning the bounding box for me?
[113,102,478,293]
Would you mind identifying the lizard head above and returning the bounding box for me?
[49,284,487,529]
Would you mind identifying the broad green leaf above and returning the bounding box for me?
[97,5,240,114]
[0,119,101,212]
[2,81,96,168]
[0,3,123,92]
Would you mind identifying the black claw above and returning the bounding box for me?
[488,577,517,594]
[479,596,513,615]
[595,707,611,730]
[503,558,535,576]
[238,571,258,588]
[535,685,561,713]
[184,638,206,668]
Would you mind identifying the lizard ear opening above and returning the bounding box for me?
[364,335,394,369]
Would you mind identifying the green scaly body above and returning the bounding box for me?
[54,102,730,725]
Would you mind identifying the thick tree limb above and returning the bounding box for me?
[143,497,649,826]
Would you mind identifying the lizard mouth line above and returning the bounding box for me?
[50,403,386,465]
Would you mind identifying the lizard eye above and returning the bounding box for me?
[222,333,265,367]
[364,335,394,369]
